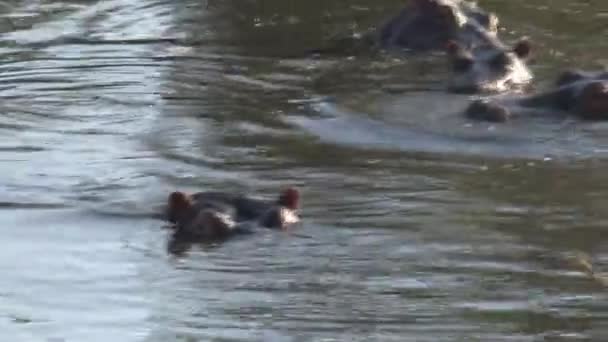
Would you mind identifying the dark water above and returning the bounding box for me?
[1,0,608,341]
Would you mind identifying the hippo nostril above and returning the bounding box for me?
[452,56,474,72]
[490,52,511,70]
[465,99,511,122]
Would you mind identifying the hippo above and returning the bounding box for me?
[445,38,531,93]
[166,187,301,241]
[465,70,608,122]
[313,0,533,93]
[166,191,250,241]
[377,0,499,50]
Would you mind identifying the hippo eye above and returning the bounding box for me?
[489,52,511,70]
[452,56,474,72]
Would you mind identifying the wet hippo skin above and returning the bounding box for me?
[166,187,301,242]
[465,70,608,122]
[312,0,533,93]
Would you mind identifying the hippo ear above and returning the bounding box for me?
[513,39,531,59]
[167,191,194,224]
[278,187,300,210]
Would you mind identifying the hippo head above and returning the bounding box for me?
[259,187,300,229]
[577,81,608,120]
[554,70,608,120]
[167,191,237,239]
[446,39,532,93]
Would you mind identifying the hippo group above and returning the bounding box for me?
[379,0,535,93]
[163,0,606,247]
[314,0,533,93]
[313,0,606,121]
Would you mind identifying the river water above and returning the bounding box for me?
[1,0,607,341]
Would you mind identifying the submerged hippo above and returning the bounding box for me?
[166,192,248,241]
[166,187,301,241]
[313,0,533,93]
[377,0,499,50]
[465,70,608,122]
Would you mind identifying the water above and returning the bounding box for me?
[0,0,607,341]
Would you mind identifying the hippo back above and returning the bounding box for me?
[191,191,273,222]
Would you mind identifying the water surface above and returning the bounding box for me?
[1,0,608,341]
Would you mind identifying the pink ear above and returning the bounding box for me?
[167,191,193,223]
[279,187,300,210]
